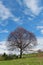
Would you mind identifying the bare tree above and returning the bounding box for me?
[37,49,42,53]
[7,27,37,58]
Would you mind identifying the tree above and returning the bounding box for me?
[37,49,42,53]
[7,27,37,58]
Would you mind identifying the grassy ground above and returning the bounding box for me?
[0,53,43,65]
[0,57,43,65]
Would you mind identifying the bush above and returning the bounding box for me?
[13,54,18,59]
[5,55,13,60]
[0,53,19,61]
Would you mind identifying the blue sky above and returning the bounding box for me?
[0,0,43,53]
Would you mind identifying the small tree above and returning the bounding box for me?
[2,53,7,57]
[37,49,42,53]
[7,27,37,58]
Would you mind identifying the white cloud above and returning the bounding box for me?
[0,29,9,33]
[37,26,43,29]
[0,1,23,26]
[13,17,20,22]
[37,37,43,50]
[0,1,12,26]
[31,37,43,51]
[13,17,23,25]
[40,30,43,34]
[0,41,8,54]
[24,0,43,15]
[0,41,19,55]
[0,1,11,20]
[0,41,6,49]
[37,26,43,34]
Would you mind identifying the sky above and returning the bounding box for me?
[0,0,43,54]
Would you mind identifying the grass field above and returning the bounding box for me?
[0,53,43,65]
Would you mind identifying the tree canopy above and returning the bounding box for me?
[7,27,37,58]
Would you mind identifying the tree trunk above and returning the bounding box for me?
[20,49,22,58]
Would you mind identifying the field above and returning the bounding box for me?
[0,53,43,65]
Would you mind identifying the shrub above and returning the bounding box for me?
[13,54,18,59]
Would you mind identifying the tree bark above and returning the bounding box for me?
[20,49,22,58]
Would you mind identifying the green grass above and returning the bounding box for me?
[0,53,43,65]
[0,57,43,65]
